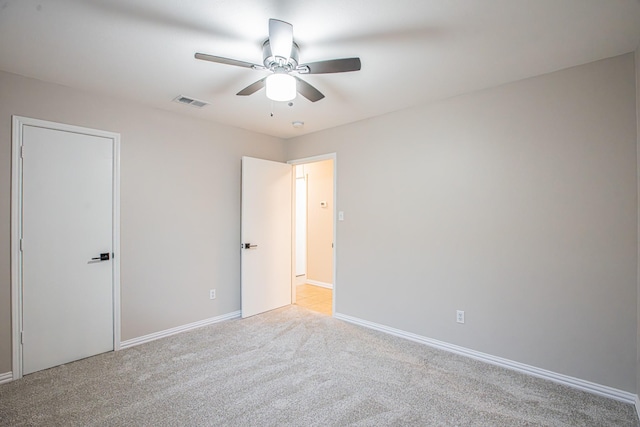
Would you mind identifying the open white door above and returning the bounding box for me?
[241,156,292,318]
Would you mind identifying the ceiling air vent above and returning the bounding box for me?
[173,95,209,108]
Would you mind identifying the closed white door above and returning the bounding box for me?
[241,156,292,318]
[22,124,114,374]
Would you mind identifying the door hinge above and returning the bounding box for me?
[20,331,24,344]
[20,145,24,158]
[19,238,23,252]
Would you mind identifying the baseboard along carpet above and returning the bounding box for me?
[0,305,637,426]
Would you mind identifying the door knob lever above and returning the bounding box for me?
[242,243,258,249]
[90,253,110,261]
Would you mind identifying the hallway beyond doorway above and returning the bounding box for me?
[295,284,332,315]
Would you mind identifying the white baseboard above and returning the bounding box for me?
[294,274,307,286]
[120,311,241,350]
[306,280,333,289]
[0,371,13,384]
[334,312,635,404]
[635,395,640,423]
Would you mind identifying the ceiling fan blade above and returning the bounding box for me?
[295,77,325,102]
[195,53,261,69]
[269,19,293,59]
[299,58,361,74]
[236,78,267,96]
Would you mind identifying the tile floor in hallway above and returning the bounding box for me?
[295,284,332,315]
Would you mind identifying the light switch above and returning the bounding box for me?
[338,211,344,221]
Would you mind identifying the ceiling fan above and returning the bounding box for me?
[195,19,361,103]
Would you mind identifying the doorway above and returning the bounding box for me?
[11,116,121,379]
[240,154,336,319]
[289,155,336,316]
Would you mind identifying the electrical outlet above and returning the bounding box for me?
[456,310,465,324]
[209,289,216,300]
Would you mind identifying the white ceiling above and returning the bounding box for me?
[1,0,639,139]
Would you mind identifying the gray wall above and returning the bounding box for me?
[286,54,638,393]
[0,70,286,373]
[636,47,640,402]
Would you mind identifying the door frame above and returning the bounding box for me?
[10,116,121,380]
[287,153,337,316]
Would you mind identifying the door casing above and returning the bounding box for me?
[10,116,121,380]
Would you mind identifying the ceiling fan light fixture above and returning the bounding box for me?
[266,73,296,101]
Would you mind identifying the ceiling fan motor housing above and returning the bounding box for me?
[263,41,299,71]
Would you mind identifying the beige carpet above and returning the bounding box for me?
[0,305,637,426]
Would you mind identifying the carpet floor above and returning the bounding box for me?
[0,305,637,426]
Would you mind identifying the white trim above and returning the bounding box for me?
[120,311,241,349]
[11,116,122,379]
[306,280,333,289]
[112,134,121,351]
[288,153,337,317]
[0,372,13,384]
[11,117,22,380]
[288,153,337,165]
[635,395,640,423]
[334,312,635,404]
